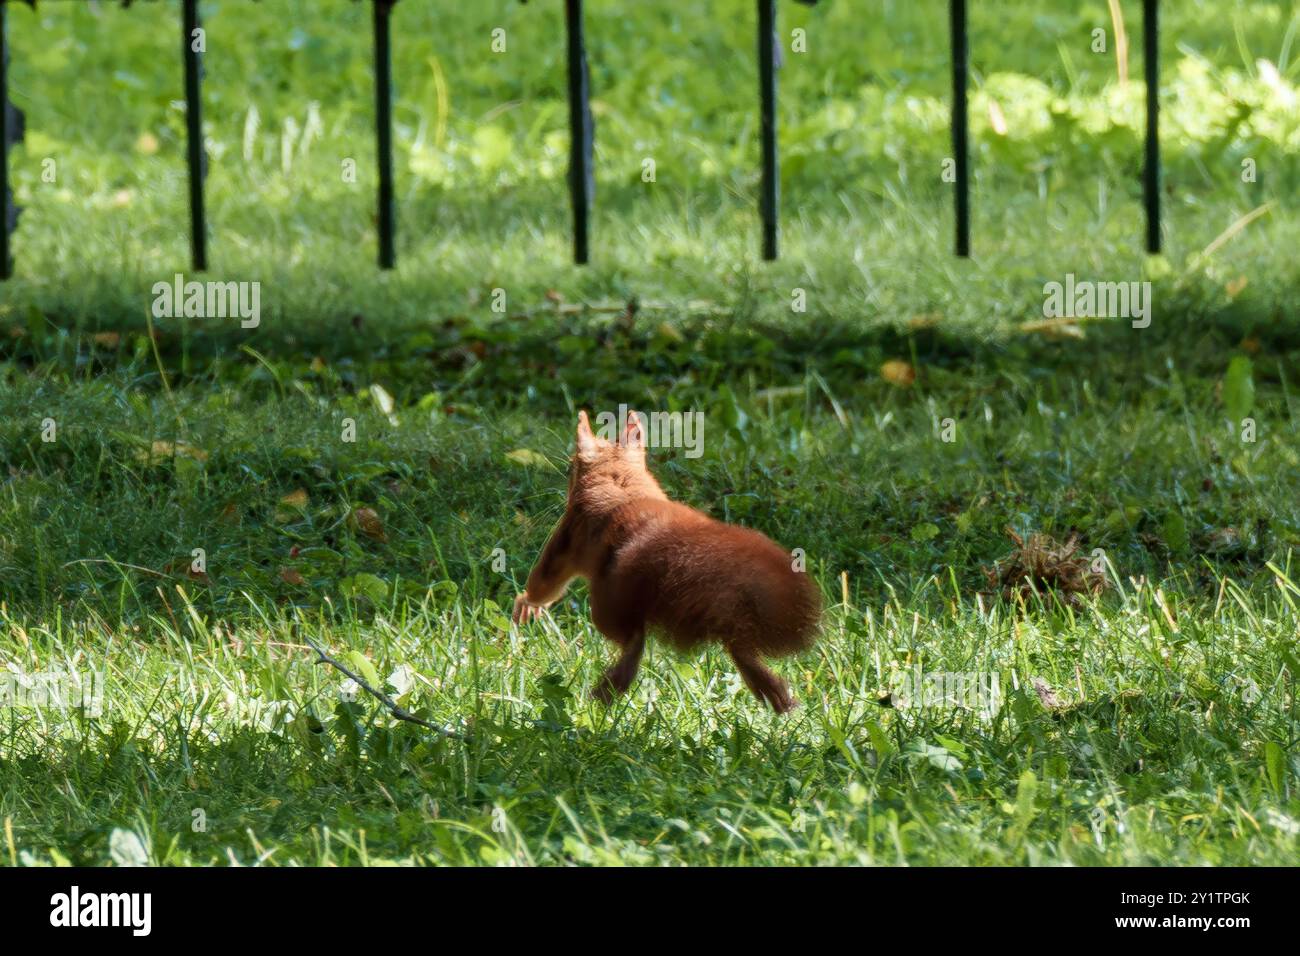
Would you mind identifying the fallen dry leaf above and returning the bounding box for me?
[880,360,916,388]
[1032,677,1063,711]
[656,321,684,343]
[279,567,306,586]
[1204,527,1245,555]
[506,448,549,468]
[1018,317,1086,339]
[350,506,388,542]
[279,489,309,509]
[135,440,208,465]
[163,558,209,585]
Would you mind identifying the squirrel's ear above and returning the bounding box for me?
[576,410,599,457]
[622,410,646,451]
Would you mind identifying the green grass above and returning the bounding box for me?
[4,572,1300,865]
[1,0,1299,865]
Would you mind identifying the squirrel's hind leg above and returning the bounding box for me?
[727,645,797,714]
[588,582,647,704]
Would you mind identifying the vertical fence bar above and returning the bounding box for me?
[373,0,396,269]
[564,0,592,265]
[949,0,969,257]
[0,0,11,280]
[1143,0,1160,253]
[182,0,207,271]
[757,0,778,260]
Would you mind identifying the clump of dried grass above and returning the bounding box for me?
[985,528,1107,607]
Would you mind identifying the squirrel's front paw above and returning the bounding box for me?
[512,593,547,624]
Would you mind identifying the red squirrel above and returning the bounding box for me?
[512,410,821,713]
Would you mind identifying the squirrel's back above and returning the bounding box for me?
[595,498,822,656]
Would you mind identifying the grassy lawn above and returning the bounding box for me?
[1,0,1298,865]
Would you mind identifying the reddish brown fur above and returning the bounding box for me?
[513,410,821,713]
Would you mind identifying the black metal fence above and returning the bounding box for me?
[0,0,1163,280]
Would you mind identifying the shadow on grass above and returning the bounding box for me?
[5,273,1294,401]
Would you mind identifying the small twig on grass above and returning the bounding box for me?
[504,297,722,321]
[1016,316,1088,338]
[304,637,466,741]
[62,558,175,578]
